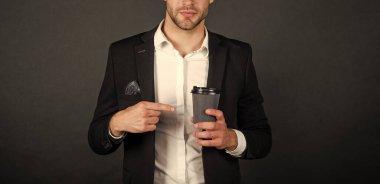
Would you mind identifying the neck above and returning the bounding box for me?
[162,14,206,56]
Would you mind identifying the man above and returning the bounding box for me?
[88,0,271,183]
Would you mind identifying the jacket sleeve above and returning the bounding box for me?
[88,44,123,155]
[238,44,272,159]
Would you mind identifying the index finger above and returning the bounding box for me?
[140,101,175,112]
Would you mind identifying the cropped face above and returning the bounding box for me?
[165,0,214,30]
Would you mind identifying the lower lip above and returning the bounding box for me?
[181,12,196,18]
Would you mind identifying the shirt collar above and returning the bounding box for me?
[154,19,209,57]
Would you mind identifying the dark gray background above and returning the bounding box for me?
[1,0,379,183]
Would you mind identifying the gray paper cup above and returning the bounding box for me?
[191,86,220,124]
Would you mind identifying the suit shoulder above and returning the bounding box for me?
[212,32,252,50]
[109,32,146,50]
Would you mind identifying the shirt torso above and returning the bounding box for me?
[153,20,209,184]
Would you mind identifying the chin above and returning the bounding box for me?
[179,23,197,30]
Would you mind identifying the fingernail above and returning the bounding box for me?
[205,109,210,113]
[171,107,175,111]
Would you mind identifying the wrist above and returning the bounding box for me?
[109,115,124,137]
[226,129,238,151]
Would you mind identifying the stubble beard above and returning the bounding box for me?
[167,7,208,31]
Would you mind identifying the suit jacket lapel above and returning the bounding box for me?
[207,31,228,95]
[135,28,228,103]
[202,31,228,184]
[133,26,158,184]
[135,26,158,102]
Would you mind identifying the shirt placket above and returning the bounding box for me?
[174,50,186,183]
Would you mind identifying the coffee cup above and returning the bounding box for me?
[191,86,220,124]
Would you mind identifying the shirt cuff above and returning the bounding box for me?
[108,128,126,141]
[225,129,247,157]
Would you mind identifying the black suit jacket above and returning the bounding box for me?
[88,26,271,184]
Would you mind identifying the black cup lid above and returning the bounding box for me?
[191,86,219,95]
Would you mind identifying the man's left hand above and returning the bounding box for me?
[193,109,238,151]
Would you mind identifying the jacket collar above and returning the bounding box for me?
[141,24,222,45]
[135,24,227,102]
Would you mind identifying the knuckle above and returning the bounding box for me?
[211,132,217,138]
[140,110,148,117]
[209,133,215,138]
[208,132,214,137]
[158,104,164,109]
[151,117,159,123]
[140,117,148,124]
[200,132,205,138]
[164,105,171,110]
[202,132,208,138]
[139,101,146,107]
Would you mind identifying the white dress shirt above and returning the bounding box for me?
[109,20,247,184]
[152,20,246,184]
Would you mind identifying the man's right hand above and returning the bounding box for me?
[109,101,175,136]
